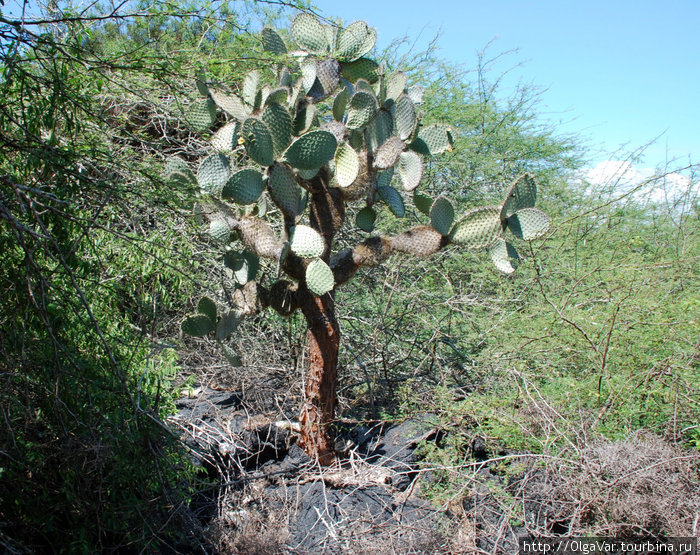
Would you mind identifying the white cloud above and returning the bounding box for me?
[582,160,696,208]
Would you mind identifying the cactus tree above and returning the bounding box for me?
[171,15,550,464]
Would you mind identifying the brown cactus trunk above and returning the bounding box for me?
[297,290,339,465]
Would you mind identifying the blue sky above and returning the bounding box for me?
[310,0,699,168]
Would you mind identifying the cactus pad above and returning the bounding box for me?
[242,70,261,108]
[284,130,338,170]
[397,150,424,191]
[385,71,407,102]
[346,90,378,129]
[430,196,455,236]
[378,185,405,217]
[410,124,454,155]
[221,343,243,366]
[242,118,275,167]
[237,216,282,259]
[336,20,377,62]
[185,99,216,132]
[333,87,350,122]
[374,136,405,170]
[449,206,502,249]
[181,313,215,337]
[198,153,230,195]
[501,173,537,220]
[506,207,550,240]
[224,250,259,285]
[262,102,293,159]
[268,163,300,217]
[290,225,326,258]
[395,95,417,141]
[209,87,250,121]
[291,13,331,53]
[341,57,380,84]
[308,59,341,101]
[197,297,218,323]
[365,110,394,154]
[390,225,444,257]
[261,27,287,54]
[305,258,335,296]
[211,121,239,152]
[209,219,230,243]
[356,206,376,232]
[489,238,520,274]
[335,142,360,187]
[222,168,264,205]
[164,157,196,186]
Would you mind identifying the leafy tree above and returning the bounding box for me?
[175,15,552,464]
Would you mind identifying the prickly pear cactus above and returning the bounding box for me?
[168,15,550,365]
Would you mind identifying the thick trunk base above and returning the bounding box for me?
[298,292,339,466]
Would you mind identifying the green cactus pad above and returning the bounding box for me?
[305,258,335,296]
[346,90,378,130]
[397,150,424,191]
[413,191,433,216]
[293,101,316,136]
[209,219,230,243]
[341,57,380,84]
[374,136,405,170]
[262,102,293,159]
[222,168,264,205]
[356,206,376,232]
[385,71,408,102]
[242,70,261,108]
[242,118,274,167]
[334,142,360,187]
[284,130,338,170]
[181,313,215,337]
[224,250,260,285]
[290,225,326,258]
[221,343,243,366]
[261,27,287,54]
[164,157,196,186]
[209,87,251,121]
[336,20,376,62]
[291,13,331,53]
[506,207,550,240]
[376,167,394,188]
[490,237,521,274]
[268,163,300,217]
[197,296,218,322]
[365,109,393,154]
[501,173,538,220]
[410,124,454,156]
[333,87,351,122]
[449,206,501,249]
[308,59,341,101]
[430,196,455,236]
[264,87,289,107]
[395,95,417,141]
[198,153,230,194]
[298,189,309,215]
[211,121,239,152]
[185,99,216,132]
[378,185,405,217]
[407,85,425,104]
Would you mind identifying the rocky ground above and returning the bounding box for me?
[167,386,597,554]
